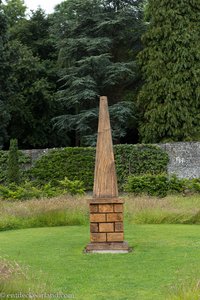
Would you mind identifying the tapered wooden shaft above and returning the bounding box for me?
[93,96,118,198]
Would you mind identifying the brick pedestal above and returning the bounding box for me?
[85,198,131,253]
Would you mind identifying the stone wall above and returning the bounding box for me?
[21,142,200,179]
[159,142,200,179]
[23,148,52,165]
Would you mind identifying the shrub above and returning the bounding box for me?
[0,182,41,200]
[125,174,200,197]
[58,177,85,195]
[0,177,85,201]
[188,178,200,193]
[168,175,186,193]
[40,182,62,198]
[124,174,169,197]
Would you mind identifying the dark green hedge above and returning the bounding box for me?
[27,144,169,190]
[28,147,95,190]
[114,144,169,187]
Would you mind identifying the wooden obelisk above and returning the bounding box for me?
[85,96,131,253]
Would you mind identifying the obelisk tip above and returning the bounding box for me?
[100,96,107,101]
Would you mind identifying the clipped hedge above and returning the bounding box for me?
[27,144,168,190]
[114,144,169,187]
[28,147,95,190]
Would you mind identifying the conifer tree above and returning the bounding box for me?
[138,0,200,143]
[0,2,10,147]
[52,0,144,145]
[8,139,19,184]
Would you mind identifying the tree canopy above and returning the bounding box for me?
[52,0,144,146]
[0,0,199,148]
[138,0,200,143]
[0,3,10,147]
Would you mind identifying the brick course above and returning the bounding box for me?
[107,233,124,242]
[90,213,106,222]
[99,223,114,232]
[99,204,113,213]
[91,233,106,242]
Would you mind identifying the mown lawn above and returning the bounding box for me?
[0,224,200,300]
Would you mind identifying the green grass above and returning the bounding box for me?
[124,194,200,224]
[0,224,200,300]
[0,258,49,300]
[0,195,200,299]
[0,197,89,231]
[1,194,200,232]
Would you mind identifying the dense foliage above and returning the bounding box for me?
[0,0,199,148]
[52,0,144,145]
[125,174,200,197]
[0,148,30,183]
[138,0,200,143]
[0,0,144,149]
[28,147,96,189]
[27,144,168,190]
[114,144,169,186]
[0,178,85,200]
[0,3,10,147]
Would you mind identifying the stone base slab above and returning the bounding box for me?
[84,241,132,253]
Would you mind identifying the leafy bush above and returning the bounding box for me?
[40,182,62,198]
[58,177,85,195]
[187,178,200,193]
[124,174,198,197]
[168,175,186,193]
[0,177,85,201]
[124,174,169,197]
[0,182,41,200]
[27,145,168,190]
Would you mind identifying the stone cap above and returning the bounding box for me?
[89,198,124,204]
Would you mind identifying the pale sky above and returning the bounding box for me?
[24,0,63,14]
